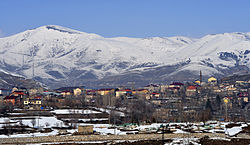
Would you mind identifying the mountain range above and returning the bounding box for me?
[0,25,249,88]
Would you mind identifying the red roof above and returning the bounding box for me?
[238,92,249,97]
[187,86,197,90]
[34,96,42,99]
[12,91,26,95]
[4,95,19,100]
[117,89,131,92]
[168,87,180,90]
[225,96,233,99]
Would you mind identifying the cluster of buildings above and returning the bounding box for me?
[0,87,43,110]
[0,76,249,121]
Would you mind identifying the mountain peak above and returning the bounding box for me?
[0,26,249,88]
[38,25,82,34]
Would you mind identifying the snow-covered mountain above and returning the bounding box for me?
[0,25,249,88]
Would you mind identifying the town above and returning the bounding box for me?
[1,74,250,122]
[0,73,249,144]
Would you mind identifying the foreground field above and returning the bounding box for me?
[1,109,250,144]
[0,133,250,145]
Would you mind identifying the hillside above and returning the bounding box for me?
[0,70,41,89]
[0,25,249,88]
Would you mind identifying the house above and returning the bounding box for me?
[238,92,249,97]
[243,97,249,103]
[4,90,26,105]
[0,88,10,96]
[167,86,180,94]
[61,90,72,97]
[150,92,160,99]
[43,91,65,105]
[137,89,149,94]
[11,90,27,99]
[208,77,217,83]
[194,80,201,85]
[0,94,3,104]
[78,125,94,134]
[132,89,149,99]
[151,99,161,105]
[158,85,169,93]
[235,81,248,86]
[43,91,62,101]
[9,90,28,105]
[116,89,132,98]
[223,96,233,109]
[73,88,83,96]
[84,90,99,103]
[11,87,28,94]
[24,96,42,110]
[97,88,114,96]
[43,91,61,98]
[28,88,43,96]
[56,86,85,97]
[4,95,20,105]
[238,92,249,103]
[168,82,184,93]
[213,89,222,93]
[144,84,159,92]
[0,89,10,104]
[169,82,184,88]
[186,86,197,96]
[226,86,238,94]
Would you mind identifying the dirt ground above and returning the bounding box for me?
[44,140,171,145]
[46,137,250,145]
[198,136,250,145]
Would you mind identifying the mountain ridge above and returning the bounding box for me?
[0,25,249,88]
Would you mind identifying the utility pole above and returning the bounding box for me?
[224,97,229,121]
[10,50,41,80]
[161,124,165,145]
[108,93,111,125]
[114,114,116,135]
[161,124,169,145]
[226,102,228,121]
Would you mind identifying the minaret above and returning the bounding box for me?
[200,70,202,85]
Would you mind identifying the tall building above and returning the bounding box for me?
[200,70,202,84]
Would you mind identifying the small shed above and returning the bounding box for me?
[78,125,94,134]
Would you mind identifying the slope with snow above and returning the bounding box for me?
[174,32,250,75]
[0,25,249,88]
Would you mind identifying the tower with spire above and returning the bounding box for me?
[200,70,202,85]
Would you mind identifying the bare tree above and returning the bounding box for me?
[127,99,155,124]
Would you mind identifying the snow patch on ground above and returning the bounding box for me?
[50,109,101,114]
